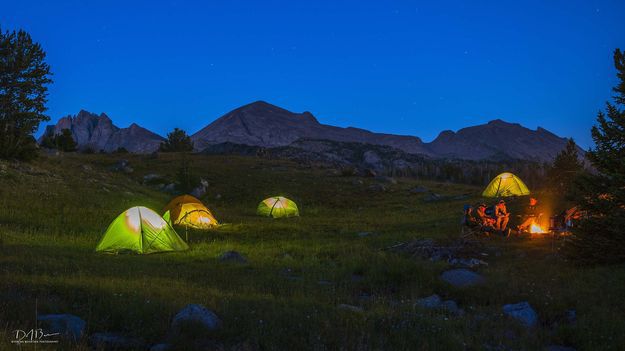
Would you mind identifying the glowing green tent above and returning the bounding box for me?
[482,172,530,197]
[96,206,189,254]
[257,196,299,218]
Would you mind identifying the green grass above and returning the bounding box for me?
[1,153,624,350]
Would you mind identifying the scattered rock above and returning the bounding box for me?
[362,168,377,177]
[357,231,373,237]
[163,183,176,193]
[440,269,486,288]
[215,193,222,200]
[440,300,464,316]
[111,159,133,173]
[190,179,209,198]
[375,176,397,184]
[171,304,222,337]
[368,183,387,192]
[363,150,382,166]
[89,332,145,350]
[448,257,488,268]
[502,301,538,328]
[415,294,442,309]
[409,185,429,194]
[351,179,364,186]
[37,314,86,341]
[414,295,464,316]
[423,192,444,202]
[219,250,247,263]
[337,304,364,313]
[81,164,92,172]
[143,173,163,184]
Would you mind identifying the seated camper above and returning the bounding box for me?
[476,203,496,229]
[462,205,480,228]
[517,197,543,232]
[494,200,510,232]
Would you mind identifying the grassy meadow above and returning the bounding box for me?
[1,152,624,350]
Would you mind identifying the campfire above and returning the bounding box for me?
[529,222,548,234]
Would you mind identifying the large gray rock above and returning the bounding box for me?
[440,269,485,288]
[415,294,442,309]
[363,150,382,166]
[37,314,85,341]
[171,304,222,335]
[39,110,164,153]
[503,301,538,328]
[190,179,209,198]
[219,250,247,263]
[89,332,145,350]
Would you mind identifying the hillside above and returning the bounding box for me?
[1,153,623,350]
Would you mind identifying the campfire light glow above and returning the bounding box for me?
[529,223,548,234]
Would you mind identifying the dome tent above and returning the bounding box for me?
[482,172,530,197]
[96,206,189,254]
[163,195,218,229]
[257,196,299,218]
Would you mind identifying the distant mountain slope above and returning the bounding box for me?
[190,101,431,155]
[39,110,164,153]
[192,101,579,162]
[426,119,582,161]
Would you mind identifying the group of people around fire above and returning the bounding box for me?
[463,197,543,236]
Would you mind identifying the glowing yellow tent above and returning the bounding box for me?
[163,195,218,229]
[482,172,530,197]
[96,206,188,254]
[257,196,299,218]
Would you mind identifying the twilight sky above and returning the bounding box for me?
[2,0,624,148]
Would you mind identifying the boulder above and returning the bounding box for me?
[363,150,382,166]
[190,179,209,198]
[37,314,85,341]
[219,250,247,263]
[502,301,538,328]
[415,294,442,309]
[440,269,485,288]
[89,332,145,350]
[171,304,222,336]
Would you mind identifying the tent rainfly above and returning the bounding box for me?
[163,195,218,229]
[482,172,530,197]
[96,206,189,254]
[257,196,299,218]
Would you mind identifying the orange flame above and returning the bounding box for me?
[529,223,547,234]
